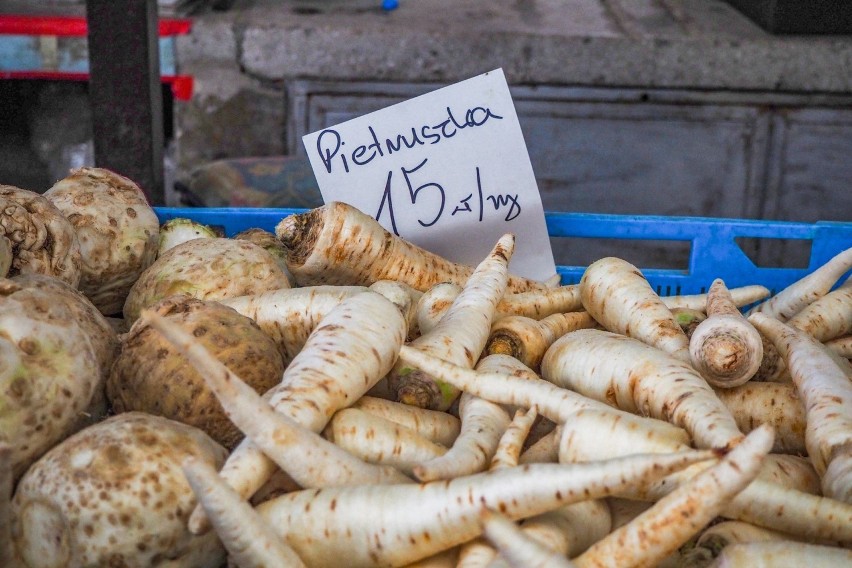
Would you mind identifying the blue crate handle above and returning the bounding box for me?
[154,207,852,296]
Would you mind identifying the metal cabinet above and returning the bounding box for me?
[288,81,852,268]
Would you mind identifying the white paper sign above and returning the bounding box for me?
[303,68,556,281]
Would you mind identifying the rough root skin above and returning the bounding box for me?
[276,208,323,268]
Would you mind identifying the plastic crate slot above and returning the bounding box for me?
[549,237,691,271]
[733,236,813,269]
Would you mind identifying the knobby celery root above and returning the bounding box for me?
[662,285,771,312]
[747,247,852,321]
[710,541,852,567]
[411,392,511,482]
[489,406,539,470]
[749,313,852,503]
[350,396,461,447]
[573,425,775,568]
[275,201,547,293]
[786,285,852,342]
[187,290,407,534]
[388,234,515,410]
[323,408,447,477]
[144,311,412,487]
[689,278,764,388]
[0,236,11,278]
[579,256,691,362]
[254,449,714,567]
[713,381,806,455]
[541,329,744,450]
[485,312,597,371]
[479,509,577,568]
[182,457,308,568]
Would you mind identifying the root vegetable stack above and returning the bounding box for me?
[1,187,851,567]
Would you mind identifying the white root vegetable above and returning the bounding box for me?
[605,498,653,530]
[519,426,561,464]
[753,332,789,382]
[479,509,577,568]
[786,285,852,342]
[713,381,806,455]
[555,397,844,542]
[368,280,423,339]
[324,408,446,477]
[541,329,744,450]
[710,541,852,567]
[401,548,460,567]
[350,396,461,447]
[579,256,691,362]
[746,247,852,321]
[182,457,308,568]
[221,285,367,363]
[144,310,412,487]
[662,285,771,311]
[388,234,515,410]
[824,335,852,358]
[417,284,584,336]
[484,312,597,371]
[722,481,852,543]
[473,354,556,449]
[188,290,407,534]
[275,201,546,293]
[416,282,464,335]
[495,285,583,319]
[680,521,791,567]
[572,425,774,568]
[255,449,714,567]
[690,278,764,388]
[753,454,821,495]
[411,392,511,482]
[397,345,688,442]
[749,313,852,502]
[558,408,691,464]
[490,406,539,470]
[158,217,218,255]
[485,501,612,568]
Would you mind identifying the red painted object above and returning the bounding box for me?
[0,15,191,37]
[0,14,194,100]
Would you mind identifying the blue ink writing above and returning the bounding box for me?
[316,105,503,175]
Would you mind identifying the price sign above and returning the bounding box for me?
[303,68,556,281]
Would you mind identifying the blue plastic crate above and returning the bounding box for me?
[154,207,852,297]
